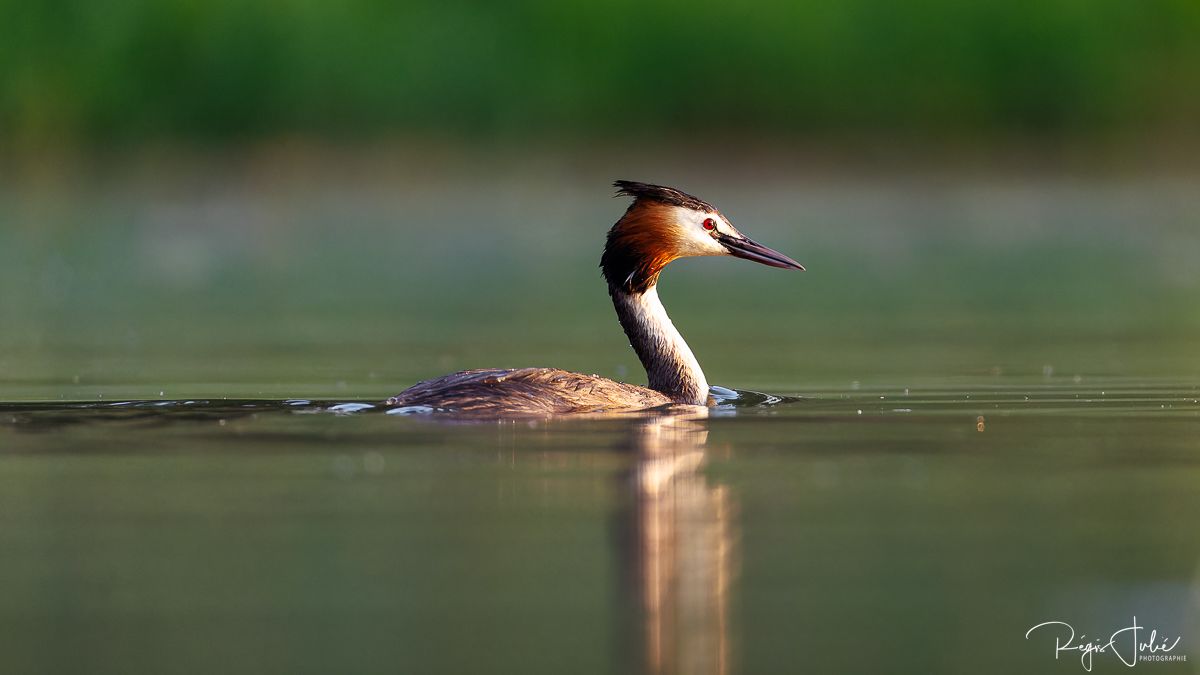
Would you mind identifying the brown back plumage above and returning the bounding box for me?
[386,368,673,416]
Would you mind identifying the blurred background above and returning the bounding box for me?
[4,4,1200,675]
[2,0,1198,397]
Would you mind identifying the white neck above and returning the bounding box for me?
[610,285,710,405]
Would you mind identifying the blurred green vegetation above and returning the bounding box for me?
[2,0,1199,146]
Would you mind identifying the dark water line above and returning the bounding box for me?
[2,384,1199,434]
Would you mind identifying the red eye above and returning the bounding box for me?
[702,218,716,231]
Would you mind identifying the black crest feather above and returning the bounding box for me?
[613,180,715,212]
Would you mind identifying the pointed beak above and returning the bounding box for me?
[716,233,805,271]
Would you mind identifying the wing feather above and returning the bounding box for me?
[386,368,673,415]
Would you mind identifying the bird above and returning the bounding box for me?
[385,180,804,415]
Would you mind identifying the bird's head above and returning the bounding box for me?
[600,180,804,294]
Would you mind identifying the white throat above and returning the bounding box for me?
[610,284,709,405]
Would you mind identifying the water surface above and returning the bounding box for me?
[2,382,1198,674]
[2,166,1199,673]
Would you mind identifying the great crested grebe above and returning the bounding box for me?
[386,181,803,415]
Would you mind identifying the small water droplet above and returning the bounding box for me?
[329,402,375,415]
[386,405,435,415]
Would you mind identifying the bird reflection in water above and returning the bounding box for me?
[618,407,735,675]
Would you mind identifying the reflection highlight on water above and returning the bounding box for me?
[624,409,732,675]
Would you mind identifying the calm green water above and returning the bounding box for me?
[1,388,1198,674]
[1,163,1199,673]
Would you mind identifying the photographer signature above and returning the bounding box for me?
[1025,617,1185,671]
